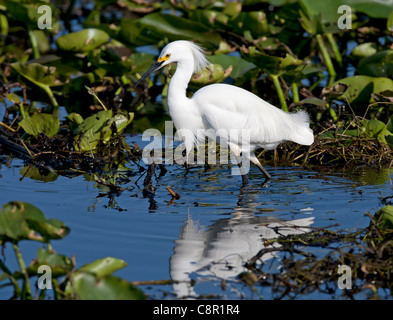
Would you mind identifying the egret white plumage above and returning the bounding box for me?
[135,40,314,185]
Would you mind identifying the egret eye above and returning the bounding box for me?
[158,53,171,63]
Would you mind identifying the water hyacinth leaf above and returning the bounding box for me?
[244,49,303,76]
[351,42,377,58]
[26,218,70,241]
[231,11,269,37]
[78,257,128,278]
[222,2,242,18]
[129,52,156,75]
[137,12,221,47]
[189,10,229,27]
[70,272,145,300]
[243,48,282,74]
[73,111,133,151]
[31,30,50,54]
[20,166,58,182]
[74,110,113,151]
[56,28,110,52]
[364,119,385,139]
[346,0,393,19]
[19,113,59,138]
[358,50,393,78]
[5,0,53,28]
[119,18,147,46]
[191,64,230,84]
[0,201,68,242]
[334,75,393,105]
[299,0,342,33]
[371,205,393,239]
[26,248,74,277]
[388,11,393,32]
[11,62,62,87]
[11,62,61,107]
[66,113,84,126]
[208,54,256,78]
[112,112,134,133]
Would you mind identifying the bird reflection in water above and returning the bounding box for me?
[169,192,314,298]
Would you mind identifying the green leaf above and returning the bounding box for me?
[208,54,256,78]
[364,119,385,137]
[26,248,74,277]
[20,166,58,182]
[5,1,54,28]
[0,201,69,243]
[333,75,393,106]
[26,218,70,241]
[388,11,393,32]
[11,62,61,107]
[299,0,342,33]
[358,50,393,78]
[19,113,59,138]
[74,110,112,151]
[78,257,127,278]
[73,111,133,152]
[70,272,145,300]
[137,12,221,47]
[66,113,84,126]
[189,10,229,27]
[230,11,269,37]
[56,29,110,52]
[244,48,303,76]
[191,64,229,84]
[371,205,393,239]
[11,62,62,87]
[112,112,134,133]
[346,0,393,19]
[351,42,378,58]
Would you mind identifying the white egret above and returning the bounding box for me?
[135,40,314,185]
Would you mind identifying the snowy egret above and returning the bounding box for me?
[135,40,314,185]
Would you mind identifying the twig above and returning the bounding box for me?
[0,121,16,132]
[166,186,180,199]
[19,138,34,158]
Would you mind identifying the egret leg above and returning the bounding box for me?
[183,161,190,177]
[143,162,156,198]
[182,148,190,176]
[249,152,272,180]
[228,143,249,186]
[238,163,248,187]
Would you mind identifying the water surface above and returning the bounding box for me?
[0,134,391,299]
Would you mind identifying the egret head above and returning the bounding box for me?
[134,41,208,87]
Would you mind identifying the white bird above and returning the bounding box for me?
[135,40,314,185]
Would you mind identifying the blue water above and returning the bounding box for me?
[0,134,391,299]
